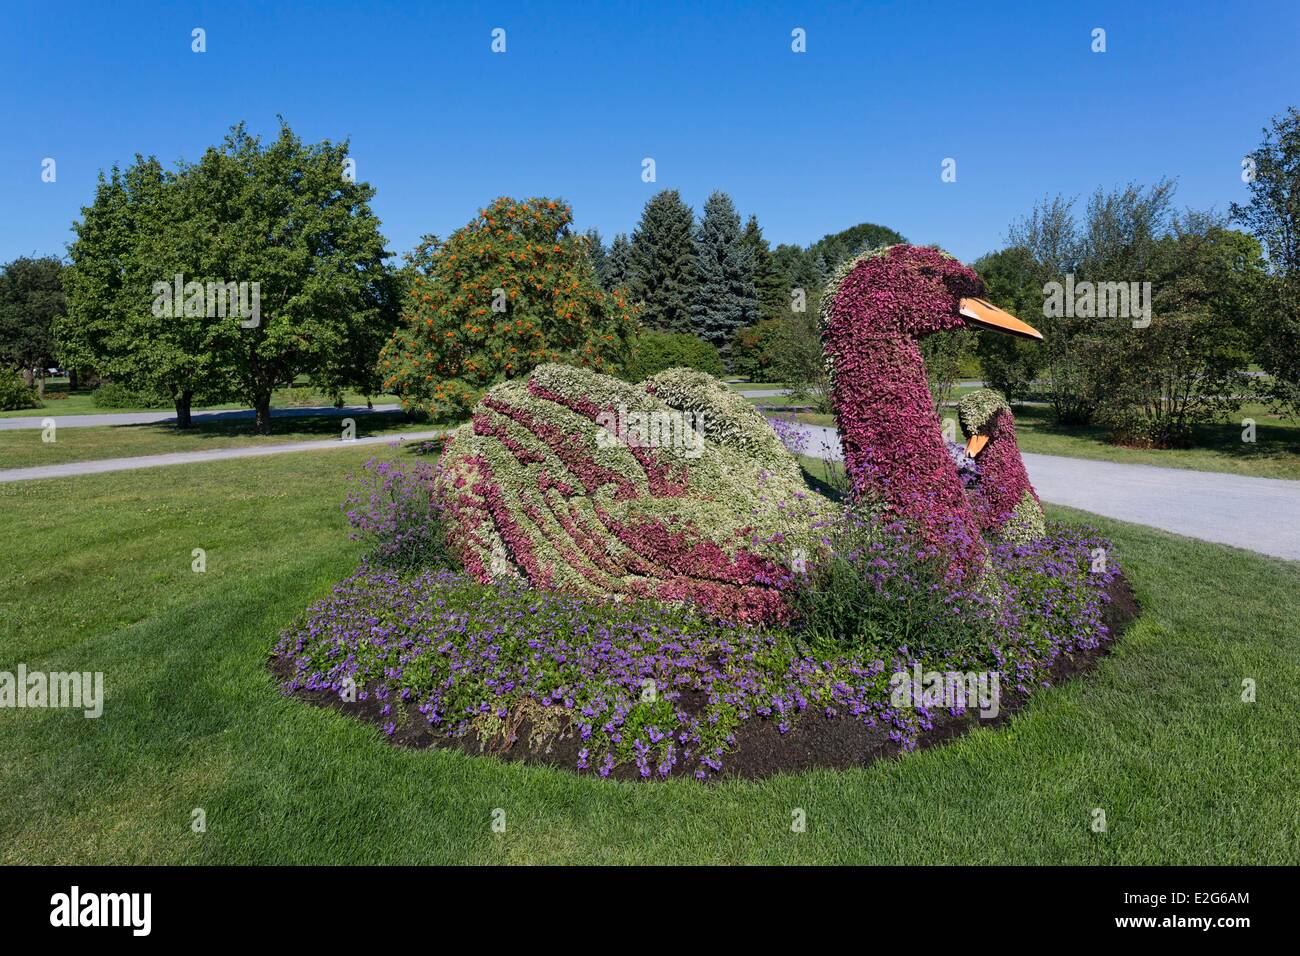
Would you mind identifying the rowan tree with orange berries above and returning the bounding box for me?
[380,197,638,419]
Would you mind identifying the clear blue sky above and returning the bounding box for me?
[1,0,1296,266]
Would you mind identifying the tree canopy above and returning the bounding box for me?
[0,255,65,383]
[692,191,758,355]
[60,121,397,432]
[380,196,637,420]
[629,189,698,334]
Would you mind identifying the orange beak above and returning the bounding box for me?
[959,298,1042,341]
[964,433,990,457]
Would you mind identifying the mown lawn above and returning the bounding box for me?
[0,412,437,470]
[768,402,1300,480]
[984,402,1300,480]
[1,448,1296,864]
[0,381,401,419]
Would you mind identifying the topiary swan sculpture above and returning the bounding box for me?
[435,243,1044,620]
[819,244,1044,570]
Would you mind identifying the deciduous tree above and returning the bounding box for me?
[0,255,65,397]
[380,197,637,420]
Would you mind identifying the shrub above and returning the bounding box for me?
[972,246,1047,406]
[272,384,338,408]
[789,509,994,659]
[729,317,784,381]
[0,371,41,410]
[771,310,832,412]
[91,381,170,409]
[1089,222,1263,448]
[342,457,455,569]
[379,197,638,420]
[621,330,724,380]
[435,362,838,622]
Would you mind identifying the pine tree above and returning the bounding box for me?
[741,215,785,322]
[606,233,634,291]
[771,243,819,315]
[583,227,607,288]
[692,192,758,357]
[630,189,698,333]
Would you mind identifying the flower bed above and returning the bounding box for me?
[276,248,1135,781]
[274,521,1129,781]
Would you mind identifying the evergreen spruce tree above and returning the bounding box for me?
[741,214,785,322]
[606,233,634,291]
[583,227,608,288]
[692,191,757,354]
[771,243,819,315]
[630,189,698,333]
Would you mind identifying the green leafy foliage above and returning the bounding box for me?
[1232,106,1300,418]
[0,256,64,377]
[380,197,636,420]
[972,247,1045,405]
[91,381,170,409]
[789,509,991,659]
[621,330,724,380]
[1003,183,1265,444]
[0,370,41,411]
[61,121,398,433]
[729,317,784,381]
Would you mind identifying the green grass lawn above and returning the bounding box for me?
[979,402,1300,480]
[0,412,440,470]
[1,447,1295,864]
[765,401,1300,480]
[1,381,401,419]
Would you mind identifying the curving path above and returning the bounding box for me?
[0,430,445,483]
[2,416,1296,562]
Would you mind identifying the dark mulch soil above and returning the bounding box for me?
[270,573,1140,782]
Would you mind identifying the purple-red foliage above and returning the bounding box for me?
[823,245,985,569]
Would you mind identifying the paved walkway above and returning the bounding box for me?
[0,404,402,431]
[793,423,1299,561]
[0,430,444,483]
[4,415,1297,562]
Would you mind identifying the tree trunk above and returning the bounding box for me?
[20,367,34,388]
[68,369,79,390]
[175,390,193,429]
[254,390,273,435]
[35,372,45,400]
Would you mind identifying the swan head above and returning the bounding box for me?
[822,244,1043,343]
[958,388,1013,457]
